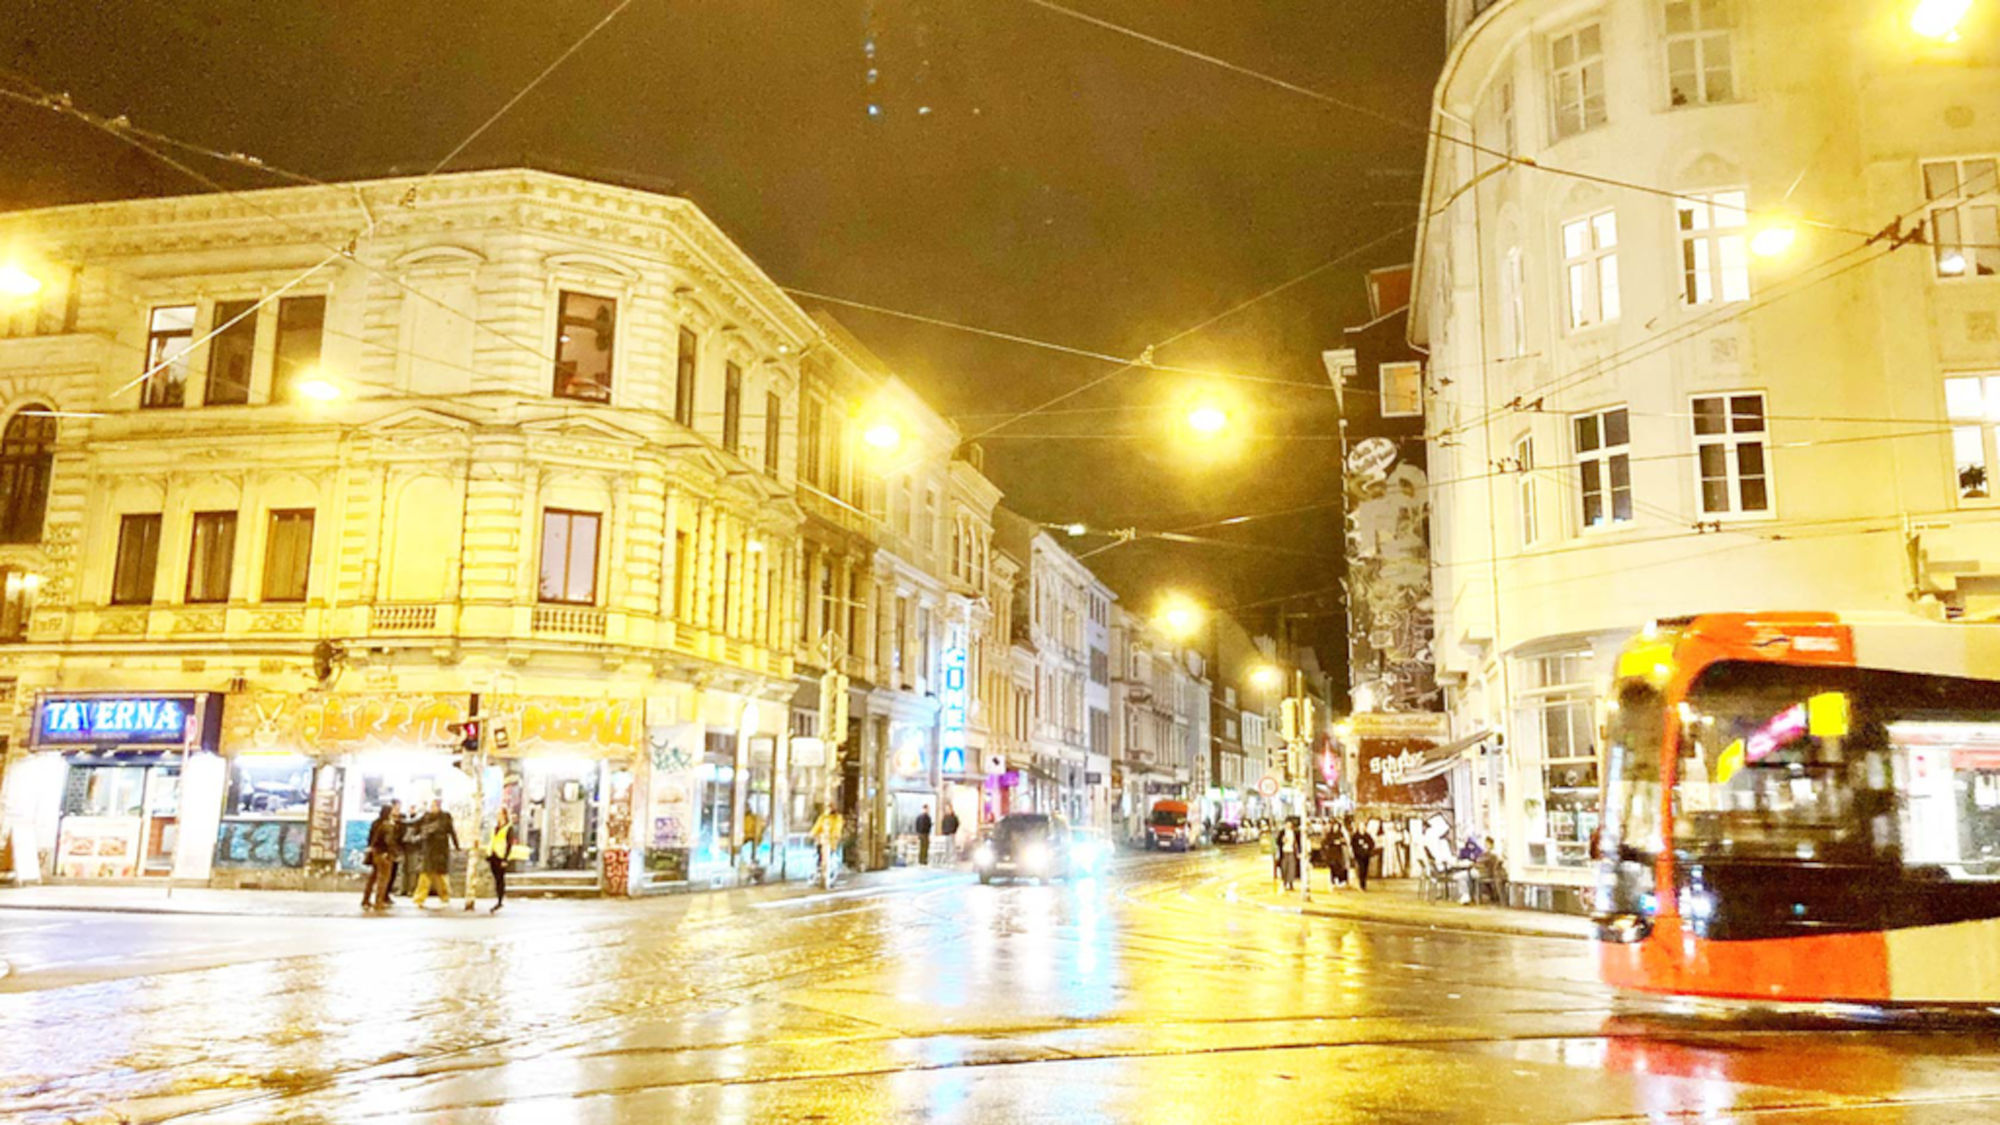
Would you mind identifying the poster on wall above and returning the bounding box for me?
[1356,739,1454,807]
[57,816,142,878]
[1344,434,1438,712]
[306,765,344,866]
[214,819,308,868]
[643,723,699,881]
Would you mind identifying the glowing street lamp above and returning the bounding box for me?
[0,263,42,300]
[1186,405,1229,436]
[1064,522,1088,538]
[295,373,344,402]
[1249,663,1283,691]
[1749,222,1799,259]
[1912,0,1973,41]
[863,421,902,452]
[1156,593,1205,641]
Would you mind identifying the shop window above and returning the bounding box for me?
[764,391,782,475]
[272,295,325,403]
[112,513,163,605]
[185,510,239,604]
[142,305,195,408]
[552,290,615,403]
[537,508,600,605]
[0,406,55,543]
[1923,158,2000,279]
[63,764,148,816]
[722,361,743,453]
[262,508,315,602]
[1691,394,1770,514]
[204,299,257,406]
[674,326,698,425]
[1516,646,1599,868]
[1664,0,1736,107]
[225,757,314,817]
[1678,190,1751,305]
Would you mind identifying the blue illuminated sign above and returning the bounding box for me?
[940,637,968,774]
[36,694,202,747]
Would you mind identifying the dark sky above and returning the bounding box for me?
[1,0,1444,681]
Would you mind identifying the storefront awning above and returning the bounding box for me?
[1392,728,1493,785]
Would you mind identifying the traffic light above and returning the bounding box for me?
[1280,698,1299,743]
[447,719,482,754]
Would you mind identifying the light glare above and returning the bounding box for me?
[0,263,42,299]
[1912,0,1973,40]
[1749,224,1798,259]
[1187,405,1228,435]
[296,376,343,402]
[863,422,901,450]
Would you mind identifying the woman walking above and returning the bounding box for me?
[1323,821,1349,890]
[486,808,517,913]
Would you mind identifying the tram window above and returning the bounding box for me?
[1888,719,2000,878]
[1603,681,1665,856]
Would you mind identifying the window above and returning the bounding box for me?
[226,757,313,818]
[262,509,315,602]
[0,565,33,641]
[142,305,195,408]
[1562,211,1621,329]
[1691,394,1769,515]
[674,327,698,424]
[272,296,325,403]
[671,530,691,618]
[1515,435,1540,546]
[1946,374,2000,501]
[1549,24,1607,139]
[1923,158,2000,279]
[764,392,782,475]
[722,361,743,453]
[185,511,239,603]
[1664,0,1736,107]
[1574,407,1633,529]
[111,513,162,606]
[205,299,257,406]
[0,407,54,543]
[802,398,824,487]
[1516,647,1599,868]
[1379,361,1423,417]
[552,291,615,403]
[1678,191,1750,305]
[1497,78,1517,156]
[538,509,600,604]
[1500,247,1527,358]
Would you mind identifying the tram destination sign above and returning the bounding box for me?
[34,693,213,749]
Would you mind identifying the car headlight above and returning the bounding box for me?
[1022,843,1048,872]
[974,843,995,867]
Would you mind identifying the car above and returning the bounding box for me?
[1214,821,1260,845]
[973,813,1072,884]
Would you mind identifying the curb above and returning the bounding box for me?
[1294,899,1592,941]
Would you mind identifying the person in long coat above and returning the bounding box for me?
[413,798,458,907]
[1350,823,1378,892]
[1323,821,1349,889]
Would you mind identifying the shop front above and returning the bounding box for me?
[887,720,938,865]
[26,692,225,882]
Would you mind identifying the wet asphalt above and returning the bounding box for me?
[5,849,2000,1124]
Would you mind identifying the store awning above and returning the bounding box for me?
[1392,728,1493,786]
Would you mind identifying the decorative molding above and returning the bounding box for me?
[171,609,227,635]
[248,611,306,633]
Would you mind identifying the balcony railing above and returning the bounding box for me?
[532,604,608,637]
[371,604,438,632]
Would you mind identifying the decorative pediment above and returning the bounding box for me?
[360,406,478,437]
[545,251,642,283]
[518,412,648,447]
[392,244,485,272]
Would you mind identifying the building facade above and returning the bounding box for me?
[0,168,1006,891]
[1109,603,1210,840]
[1418,0,2000,907]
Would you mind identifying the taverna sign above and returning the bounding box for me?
[37,694,202,747]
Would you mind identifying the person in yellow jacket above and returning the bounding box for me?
[809,806,844,889]
[485,807,519,913]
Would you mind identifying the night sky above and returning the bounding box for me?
[1,0,1445,685]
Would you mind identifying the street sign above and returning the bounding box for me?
[1257,774,1280,799]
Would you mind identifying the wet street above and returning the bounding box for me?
[7,851,2000,1124]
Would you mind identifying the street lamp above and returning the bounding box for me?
[0,263,42,300]
[1186,405,1228,436]
[1912,0,1973,41]
[1249,663,1282,692]
[1156,593,1204,642]
[863,421,902,451]
[1749,222,1799,259]
[295,373,344,402]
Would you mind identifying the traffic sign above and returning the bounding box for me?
[1258,774,1280,799]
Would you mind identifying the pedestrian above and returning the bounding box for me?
[362,801,400,910]
[397,804,425,898]
[1322,820,1348,889]
[1380,820,1405,879]
[914,804,934,866]
[741,808,764,870]
[486,807,517,914]
[1350,823,1377,892]
[1277,818,1300,891]
[810,804,844,889]
[413,798,458,908]
[940,806,961,862]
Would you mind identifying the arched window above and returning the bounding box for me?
[0,407,56,544]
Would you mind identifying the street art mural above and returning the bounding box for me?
[1344,434,1438,712]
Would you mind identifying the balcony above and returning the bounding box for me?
[532,604,609,637]
[370,604,438,633]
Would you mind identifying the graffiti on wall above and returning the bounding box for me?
[1345,435,1437,712]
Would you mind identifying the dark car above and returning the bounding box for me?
[973,813,1072,884]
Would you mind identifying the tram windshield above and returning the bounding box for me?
[1674,661,2000,875]
[1601,681,1665,859]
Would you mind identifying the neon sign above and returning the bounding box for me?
[38,695,200,746]
[940,635,968,774]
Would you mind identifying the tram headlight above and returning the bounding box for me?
[974,843,996,868]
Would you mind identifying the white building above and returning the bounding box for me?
[0,168,1005,891]
[1109,603,1210,839]
[1417,0,2000,907]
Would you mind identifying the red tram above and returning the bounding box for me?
[1596,612,2000,1005]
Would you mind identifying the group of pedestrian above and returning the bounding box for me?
[1317,819,1378,891]
[910,804,962,865]
[362,798,518,914]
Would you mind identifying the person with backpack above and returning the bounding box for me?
[362,801,400,910]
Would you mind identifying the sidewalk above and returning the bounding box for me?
[0,865,964,920]
[1235,865,1593,941]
